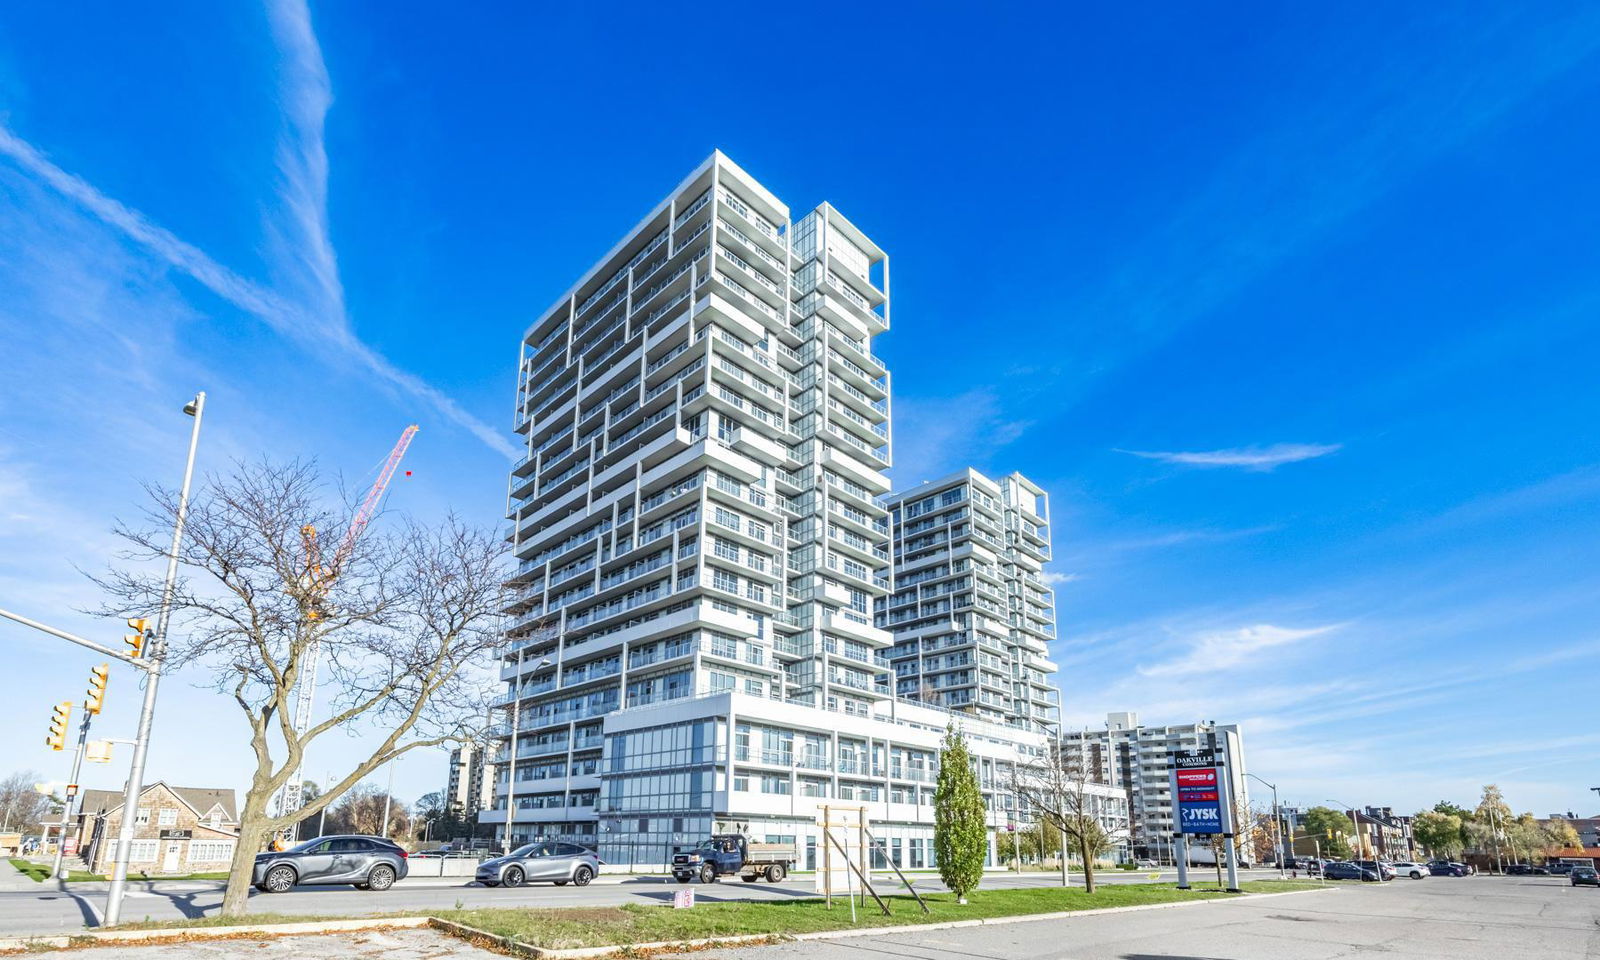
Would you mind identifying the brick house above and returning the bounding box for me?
[72,782,239,874]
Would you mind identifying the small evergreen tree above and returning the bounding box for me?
[934,724,988,903]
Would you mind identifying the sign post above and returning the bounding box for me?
[1174,833,1189,889]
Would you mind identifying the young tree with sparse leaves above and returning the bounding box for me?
[95,459,507,916]
[933,725,987,903]
[1012,741,1118,892]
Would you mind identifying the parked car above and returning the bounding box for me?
[1355,859,1396,881]
[1428,860,1470,877]
[1530,864,1551,875]
[1391,861,1429,879]
[1547,862,1574,875]
[253,835,409,893]
[1571,866,1598,887]
[1324,861,1381,882]
[475,841,600,887]
[1507,863,1533,875]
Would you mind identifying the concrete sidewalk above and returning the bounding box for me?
[0,859,43,893]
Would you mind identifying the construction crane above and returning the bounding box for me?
[274,425,419,834]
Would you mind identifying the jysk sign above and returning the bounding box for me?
[1170,750,1231,836]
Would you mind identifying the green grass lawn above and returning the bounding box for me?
[114,879,1319,947]
[8,859,101,883]
[7,859,231,884]
[441,881,1318,948]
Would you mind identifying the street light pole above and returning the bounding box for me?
[1247,774,1283,879]
[104,392,204,927]
[503,644,524,854]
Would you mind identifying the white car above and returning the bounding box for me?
[1391,861,1429,879]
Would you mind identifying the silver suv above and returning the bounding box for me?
[476,841,600,887]
[253,835,409,893]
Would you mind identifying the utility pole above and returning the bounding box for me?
[104,391,205,926]
[1246,773,1283,879]
[382,755,397,838]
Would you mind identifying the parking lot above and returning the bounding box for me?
[685,874,1600,959]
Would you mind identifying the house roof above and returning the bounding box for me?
[73,782,237,822]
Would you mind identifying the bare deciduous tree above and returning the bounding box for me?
[1011,744,1119,893]
[0,771,55,834]
[323,784,410,839]
[95,459,507,916]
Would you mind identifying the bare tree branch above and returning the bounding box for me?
[90,458,507,917]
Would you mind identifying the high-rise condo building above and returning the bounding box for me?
[881,469,1061,731]
[1059,712,1248,862]
[484,152,1088,868]
[446,743,494,821]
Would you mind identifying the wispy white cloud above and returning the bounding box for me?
[1105,524,1279,552]
[264,0,343,320]
[0,44,515,460]
[1041,571,1081,586]
[889,388,1031,488]
[1139,623,1339,677]
[1119,443,1341,471]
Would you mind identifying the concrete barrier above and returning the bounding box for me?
[404,858,482,878]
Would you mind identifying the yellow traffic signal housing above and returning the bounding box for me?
[46,701,72,750]
[85,663,109,714]
[124,617,150,657]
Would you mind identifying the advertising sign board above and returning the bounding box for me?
[1169,750,1231,836]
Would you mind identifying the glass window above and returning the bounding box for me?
[134,807,150,826]
[158,808,177,826]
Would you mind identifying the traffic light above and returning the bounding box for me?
[86,741,113,764]
[124,618,150,657]
[85,663,109,715]
[46,702,72,751]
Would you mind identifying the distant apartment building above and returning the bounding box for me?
[485,151,1071,868]
[1347,806,1415,859]
[880,468,1060,731]
[1060,712,1248,861]
[446,743,494,818]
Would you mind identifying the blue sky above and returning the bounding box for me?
[3,1,1599,820]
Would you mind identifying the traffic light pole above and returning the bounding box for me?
[103,391,204,927]
[50,707,96,881]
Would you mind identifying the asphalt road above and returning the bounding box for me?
[0,867,1196,936]
[682,875,1600,959]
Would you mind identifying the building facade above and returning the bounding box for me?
[71,782,239,874]
[1060,712,1248,862]
[446,743,494,819]
[880,468,1060,731]
[1347,806,1416,860]
[484,152,1075,867]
